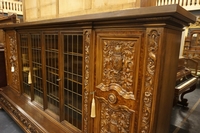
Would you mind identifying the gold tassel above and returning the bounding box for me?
[11,64,15,72]
[28,71,32,84]
[91,93,96,118]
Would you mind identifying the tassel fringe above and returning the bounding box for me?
[28,71,32,84]
[91,94,96,118]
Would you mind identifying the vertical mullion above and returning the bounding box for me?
[51,36,53,108]
[71,35,74,126]
[54,34,56,109]
[19,34,25,94]
[18,33,23,94]
[48,35,53,107]
[42,33,47,110]
[33,35,36,99]
[59,31,64,121]
[76,35,78,128]
[48,35,50,106]
[67,34,69,122]
[37,33,43,106]
[28,33,34,101]
[55,35,57,100]
[67,35,69,122]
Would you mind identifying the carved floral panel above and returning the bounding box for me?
[6,31,20,91]
[96,39,140,100]
[140,29,159,133]
[83,29,91,133]
[99,97,135,133]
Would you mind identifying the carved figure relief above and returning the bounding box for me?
[96,40,137,100]
[140,30,159,133]
[99,97,134,133]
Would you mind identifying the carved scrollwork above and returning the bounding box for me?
[96,40,136,100]
[97,83,135,100]
[83,30,91,133]
[0,95,45,133]
[140,30,159,133]
[98,97,135,133]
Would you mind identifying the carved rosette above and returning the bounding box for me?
[98,97,134,133]
[140,30,159,133]
[83,30,90,133]
[96,40,136,100]
[9,33,19,88]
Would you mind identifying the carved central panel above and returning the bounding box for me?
[97,40,138,100]
[100,98,134,133]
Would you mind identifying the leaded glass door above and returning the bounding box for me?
[19,30,84,132]
[31,33,43,107]
[44,33,60,118]
[62,32,83,130]
[19,33,31,96]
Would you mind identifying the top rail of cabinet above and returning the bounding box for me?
[0,4,196,30]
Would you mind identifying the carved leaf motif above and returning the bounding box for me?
[140,30,159,133]
[0,96,44,133]
[83,30,91,133]
[8,33,19,88]
[99,98,134,133]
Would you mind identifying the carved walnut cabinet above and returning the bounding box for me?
[0,5,195,133]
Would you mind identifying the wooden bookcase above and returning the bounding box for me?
[0,5,196,133]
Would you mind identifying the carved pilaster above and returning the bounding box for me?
[83,29,91,133]
[5,31,20,92]
[140,30,160,133]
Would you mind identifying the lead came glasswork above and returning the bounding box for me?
[20,34,31,96]
[63,34,83,130]
[45,34,59,115]
[31,34,43,106]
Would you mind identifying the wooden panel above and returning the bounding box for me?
[94,29,144,133]
[140,0,157,7]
